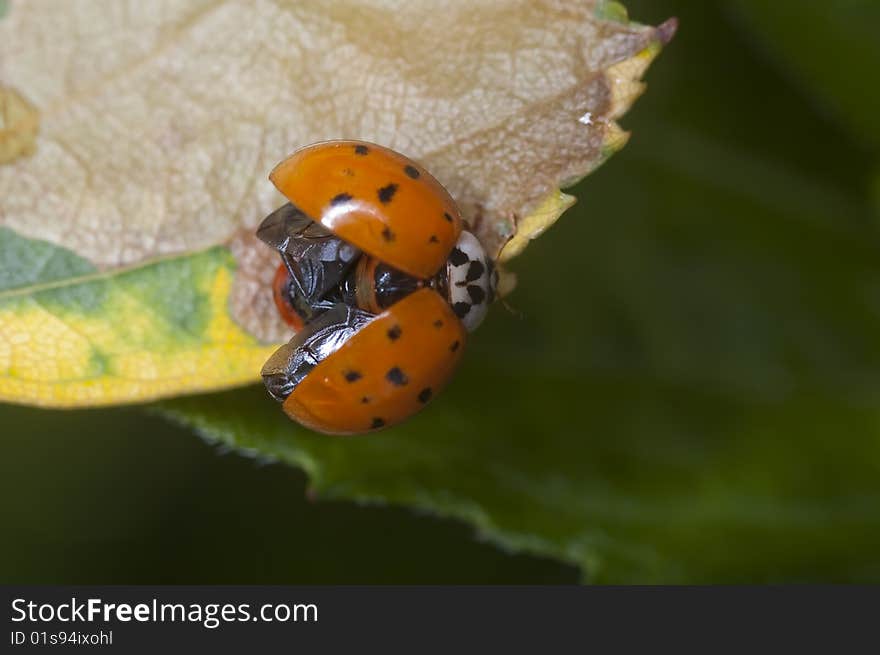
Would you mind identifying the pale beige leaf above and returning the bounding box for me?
[0,0,673,342]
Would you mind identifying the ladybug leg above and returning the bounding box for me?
[257,203,361,323]
[261,302,373,403]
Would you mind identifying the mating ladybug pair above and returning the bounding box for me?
[258,140,497,435]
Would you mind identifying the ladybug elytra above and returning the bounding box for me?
[257,140,496,435]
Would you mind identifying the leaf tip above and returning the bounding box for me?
[656,17,679,47]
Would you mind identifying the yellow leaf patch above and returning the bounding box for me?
[498,190,578,264]
[0,85,39,165]
[0,229,275,407]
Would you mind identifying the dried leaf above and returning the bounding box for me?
[0,0,672,402]
[1,1,672,313]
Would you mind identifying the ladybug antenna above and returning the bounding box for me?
[499,295,523,320]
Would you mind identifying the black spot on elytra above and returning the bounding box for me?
[378,183,398,204]
[387,324,402,341]
[361,396,371,404]
[428,235,439,244]
[452,302,471,318]
[467,285,486,304]
[386,367,408,386]
[450,340,460,352]
[371,417,385,429]
[354,145,369,155]
[443,212,454,223]
[331,193,352,205]
[433,319,444,328]
[381,226,396,242]
[344,370,362,382]
[418,387,433,403]
[449,247,469,266]
[465,260,485,282]
[404,165,420,179]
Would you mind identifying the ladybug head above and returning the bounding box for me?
[445,231,496,332]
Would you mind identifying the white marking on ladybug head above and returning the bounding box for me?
[446,231,495,332]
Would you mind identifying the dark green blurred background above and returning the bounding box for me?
[1,406,575,582]
[3,1,879,583]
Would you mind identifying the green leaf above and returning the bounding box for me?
[160,2,880,582]
[163,131,880,582]
[729,0,880,151]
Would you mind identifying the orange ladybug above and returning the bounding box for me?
[257,140,496,435]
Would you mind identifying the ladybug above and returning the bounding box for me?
[257,140,497,435]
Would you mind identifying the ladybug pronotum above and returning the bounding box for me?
[257,140,497,435]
